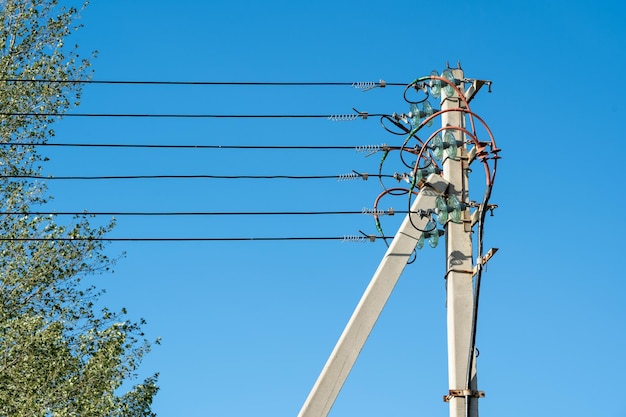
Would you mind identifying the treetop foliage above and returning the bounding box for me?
[0,1,159,416]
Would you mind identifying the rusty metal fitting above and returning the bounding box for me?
[443,389,485,402]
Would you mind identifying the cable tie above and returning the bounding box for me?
[387,208,395,216]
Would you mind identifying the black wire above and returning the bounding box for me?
[0,112,385,119]
[2,210,410,216]
[0,173,394,180]
[407,170,439,234]
[0,142,359,150]
[465,163,498,403]
[0,236,392,242]
[403,82,429,104]
[0,79,407,87]
[398,143,419,170]
[379,115,411,136]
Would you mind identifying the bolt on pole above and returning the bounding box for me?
[441,66,480,417]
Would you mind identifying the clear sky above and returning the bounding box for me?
[39,1,626,416]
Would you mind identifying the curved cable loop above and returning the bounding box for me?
[377,148,391,190]
[379,114,411,136]
[397,144,419,170]
[397,126,435,180]
[408,206,437,234]
[406,250,418,265]
[403,82,430,104]
[372,187,417,247]
[405,76,431,91]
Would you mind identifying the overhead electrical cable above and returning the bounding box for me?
[0,143,400,155]
[0,111,382,119]
[0,142,359,150]
[2,210,405,216]
[0,236,391,242]
[0,79,405,88]
[1,172,391,180]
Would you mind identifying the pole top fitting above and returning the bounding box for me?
[443,389,485,402]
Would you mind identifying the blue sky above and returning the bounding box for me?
[39,1,626,416]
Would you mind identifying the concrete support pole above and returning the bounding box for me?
[298,175,450,417]
[441,66,479,417]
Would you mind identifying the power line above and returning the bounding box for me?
[0,111,379,119]
[0,79,405,88]
[0,142,365,150]
[1,172,391,180]
[0,236,388,242]
[2,210,403,216]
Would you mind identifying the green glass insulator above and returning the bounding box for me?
[426,220,439,248]
[432,132,444,161]
[436,195,448,225]
[426,161,438,175]
[409,103,420,127]
[447,194,463,223]
[444,130,458,159]
[422,101,434,127]
[442,69,455,97]
[429,70,441,99]
[417,233,425,250]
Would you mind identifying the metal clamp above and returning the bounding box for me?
[472,247,499,276]
[443,389,485,402]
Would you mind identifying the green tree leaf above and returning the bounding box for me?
[0,2,158,416]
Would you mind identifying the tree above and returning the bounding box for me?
[0,1,159,416]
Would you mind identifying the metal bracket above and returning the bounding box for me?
[463,79,491,103]
[443,389,485,402]
[468,142,490,165]
[472,247,499,276]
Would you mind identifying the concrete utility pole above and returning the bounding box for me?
[297,65,495,417]
[441,65,481,417]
